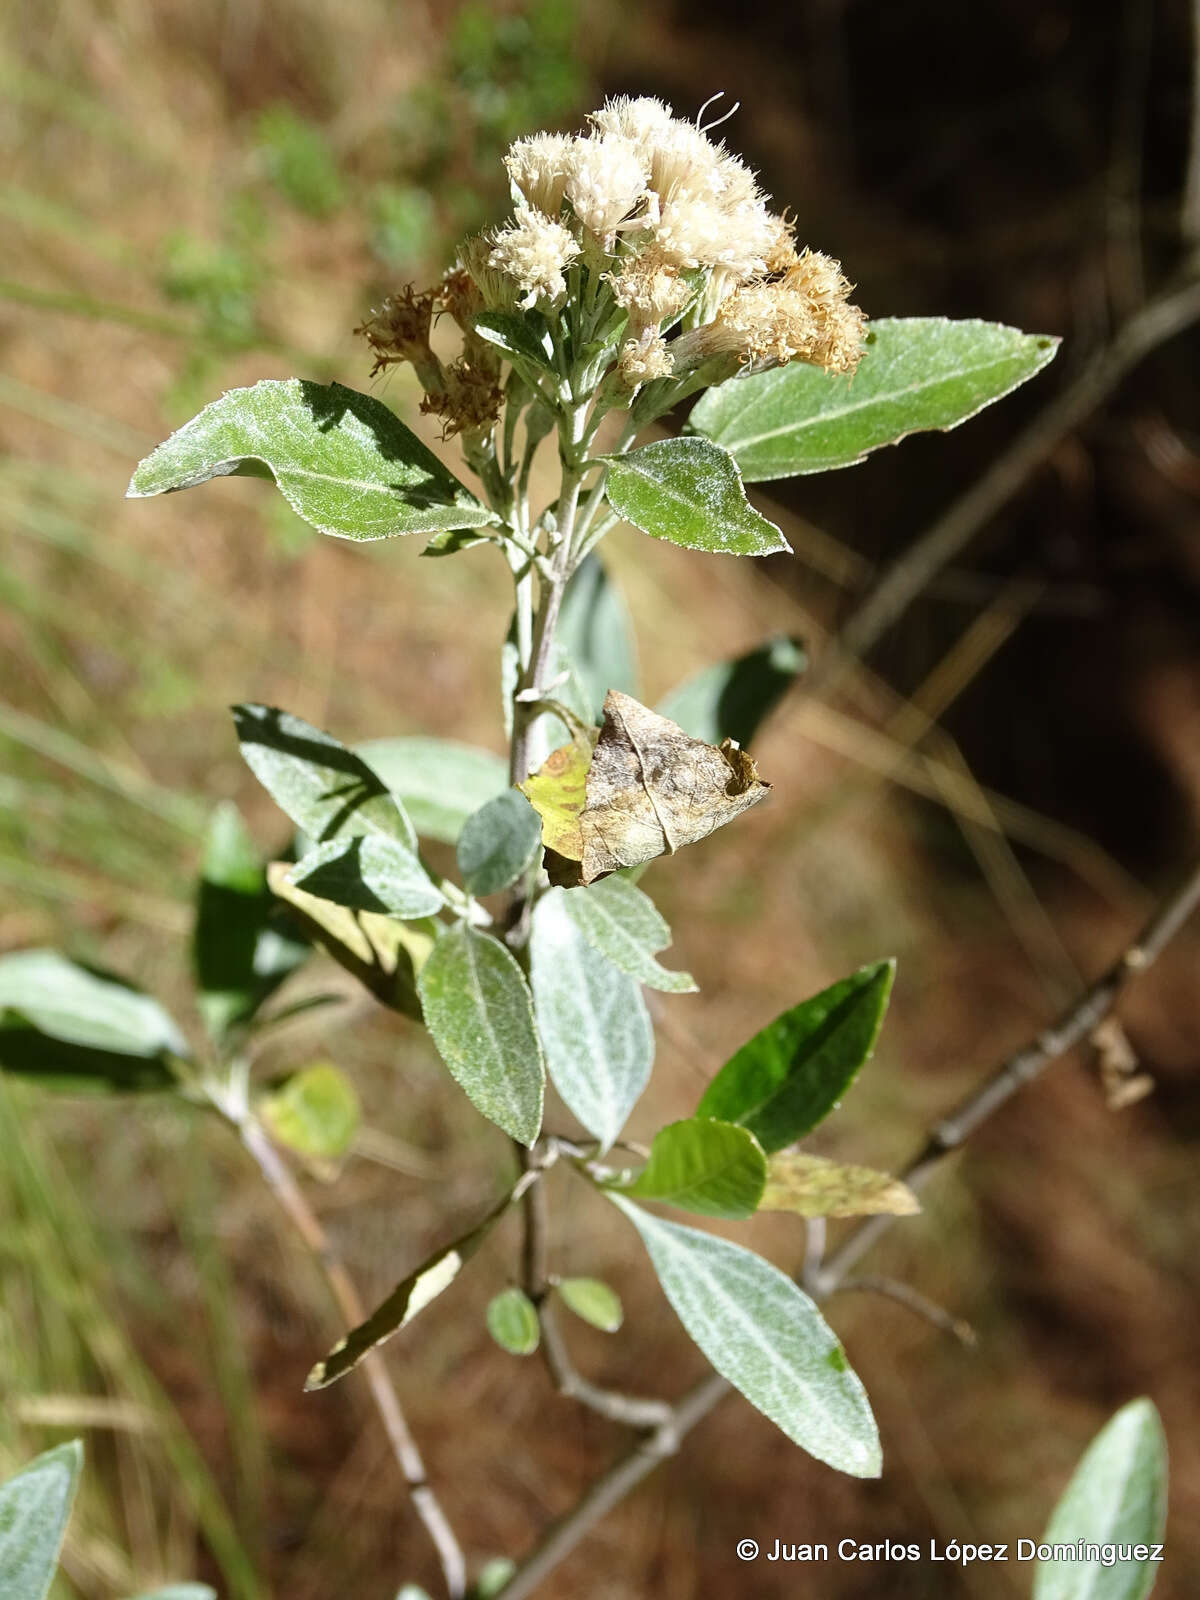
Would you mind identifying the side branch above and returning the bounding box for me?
[240,1117,467,1600]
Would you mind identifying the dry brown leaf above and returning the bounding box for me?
[522,689,771,887]
[759,1150,920,1219]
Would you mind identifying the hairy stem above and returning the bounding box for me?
[239,1117,467,1600]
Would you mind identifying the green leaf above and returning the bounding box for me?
[357,738,509,844]
[555,1277,623,1333]
[417,923,544,1146]
[560,876,696,994]
[605,437,789,557]
[616,1118,767,1219]
[688,318,1060,481]
[1033,1399,1168,1600]
[485,1288,541,1355]
[0,1440,83,1600]
[556,554,639,720]
[259,1063,361,1163]
[307,1188,518,1387]
[266,864,433,1019]
[658,636,806,748]
[610,1198,880,1476]
[288,834,443,919]
[0,952,184,1093]
[529,888,652,1151]
[420,527,494,559]
[127,379,494,540]
[194,802,309,1041]
[758,1151,919,1219]
[473,1559,517,1599]
[456,790,541,897]
[697,962,895,1153]
[472,310,555,371]
[234,705,418,851]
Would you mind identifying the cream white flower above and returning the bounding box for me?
[504,132,575,216]
[487,207,581,309]
[565,133,649,241]
[618,329,673,386]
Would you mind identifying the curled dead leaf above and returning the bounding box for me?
[520,689,770,887]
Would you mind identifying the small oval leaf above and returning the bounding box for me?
[616,1118,767,1219]
[456,790,542,897]
[555,1277,623,1333]
[0,1440,83,1600]
[610,1198,880,1477]
[486,1288,541,1355]
[127,379,494,540]
[605,437,790,556]
[259,1063,361,1163]
[417,923,544,1146]
[688,318,1060,481]
[697,962,895,1152]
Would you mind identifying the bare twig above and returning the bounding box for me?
[495,854,1200,1600]
[833,1275,976,1347]
[239,1118,466,1600]
[808,276,1200,693]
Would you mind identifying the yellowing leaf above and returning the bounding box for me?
[259,1063,360,1168]
[523,690,770,887]
[758,1151,919,1219]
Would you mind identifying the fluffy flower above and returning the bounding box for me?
[504,132,575,215]
[486,208,581,309]
[607,252,692,326]
[618,329,673,386]
[565,133,649,240]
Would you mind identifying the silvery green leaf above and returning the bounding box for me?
[456,790,542,896]
[658,636,806,748]
[234,705,418,851]
[605,437,790,557]
[288,834,443,919]
[610,1197,880,1476]
[1033,1399,1167,1600]
[417,923,544,1146]
[127,379,495,540]
[561,876,696,994]
[529,888,653,1151]
[357,737,509,844]
[0,952,184,1093]
[688,318,1059,481]
[0,1440,82,1600]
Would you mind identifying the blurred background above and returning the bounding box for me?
[2,0,1199,1595]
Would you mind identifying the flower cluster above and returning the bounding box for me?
[358,96,864,432]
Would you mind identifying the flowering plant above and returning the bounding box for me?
[1,97,1069,1598]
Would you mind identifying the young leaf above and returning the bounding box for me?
[687,318,1060,481]
[697,962,895,1152]
[554,1277,623,1333]
[356,737,509,844]
[485,1288,541,1355]
[560,876,696,994]
[616,1118,767,1219]
[473,1559,517,1598]
[758,1151,919,1219]
[529,889,653,1151]
[233,705,418,851]
[0,951,185,1093]
[266,864,433,1019]
[127,379,495,540]
[1033,1399,1168,1600]
[456,790,542,897]
[610,1197,880,1476]
[522,691,770,888]
[194,802,309,1041]
[307,1188,518,1388]
[657,636,806,749]
[417,923,544,1146]
[605,437,790,557]
[258,1063,361,1163]
[556,554,639,720]
[0,1440,83,1600]
[288,834,443,919]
